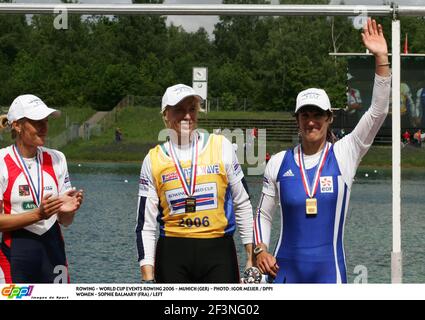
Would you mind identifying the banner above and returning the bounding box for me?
[1,283,424,301]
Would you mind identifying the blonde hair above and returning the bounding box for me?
[0,114,21,139]
[0,115,8,130]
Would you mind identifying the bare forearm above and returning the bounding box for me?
[57,212,75,227]
[141,265,154,281]
[0,209,41,232]
[244,243,253,268]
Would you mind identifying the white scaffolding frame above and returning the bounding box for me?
[1,3,423,284]
[0,4,422,16]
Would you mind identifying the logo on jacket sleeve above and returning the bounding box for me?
[139,174,151,193]
[320,176,334,193]
[64,174,72,189]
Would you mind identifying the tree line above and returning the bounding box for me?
[0,0,424,111]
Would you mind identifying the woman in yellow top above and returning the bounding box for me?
[136,84,253,283]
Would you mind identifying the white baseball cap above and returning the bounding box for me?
[161,84,202,113]
[295,88,331,113]
[7,94,60,122]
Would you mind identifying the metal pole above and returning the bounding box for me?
[0,4,392,16]
[0,4,423,17]
[398,6,425,16]
[0,1,420,284]
[391,17,402,284]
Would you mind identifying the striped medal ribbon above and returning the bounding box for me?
[298,142,330,216]
[12,145,44,208]
[168,132,199,213]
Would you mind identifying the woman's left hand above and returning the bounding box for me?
[59,189,84,214]
[362,18,388,57]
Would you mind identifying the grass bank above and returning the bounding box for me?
[58,106,425,169]
[0,106,96,148]
[61,107,162,162]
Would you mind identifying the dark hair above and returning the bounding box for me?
[326,128,337,144]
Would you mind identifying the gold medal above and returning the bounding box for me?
[298,143,330,217]
[306,198,317,215]
[185,197,197,213]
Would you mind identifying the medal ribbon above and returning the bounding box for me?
[13,145,44,207]
[297,142,330,199]
[168,132,199,197]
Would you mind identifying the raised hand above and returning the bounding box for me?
[362,18,388,57]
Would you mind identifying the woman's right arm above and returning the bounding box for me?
[137,196,159,281]
[254,193,279,277]
[0,194,63,232]
[136,155,159,282]
[253,152,284,277]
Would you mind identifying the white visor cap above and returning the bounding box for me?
[161,84,202,113]
[295,88,331,113]
[7,94,60,122]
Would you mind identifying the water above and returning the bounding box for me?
[41,164,425,283]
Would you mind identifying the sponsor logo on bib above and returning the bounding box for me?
[320,176,334,193]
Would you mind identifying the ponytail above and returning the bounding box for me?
[0,115,8,131]
[0,114,17,139]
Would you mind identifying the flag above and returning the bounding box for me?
[404,33,408,54]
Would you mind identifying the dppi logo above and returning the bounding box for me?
[1,284,34,299]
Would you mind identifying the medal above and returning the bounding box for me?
[168,132,199,214]
[306,198,318,215]
[185,197,197,213]
[298,143,330,216]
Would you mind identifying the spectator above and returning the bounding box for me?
[115,127,122,142]
[265,152,271,164]
[402,129,411,145]
[400,83,417,126]
[413,129,422,147]
[415,85,425,128]
[252,127,258,139]
[346,73,363,117]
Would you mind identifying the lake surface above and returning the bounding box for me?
[12,163,425,283]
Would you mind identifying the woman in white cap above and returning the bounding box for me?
[0,94,83,283]
[253,18,391,283]
[136,84,254,283]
